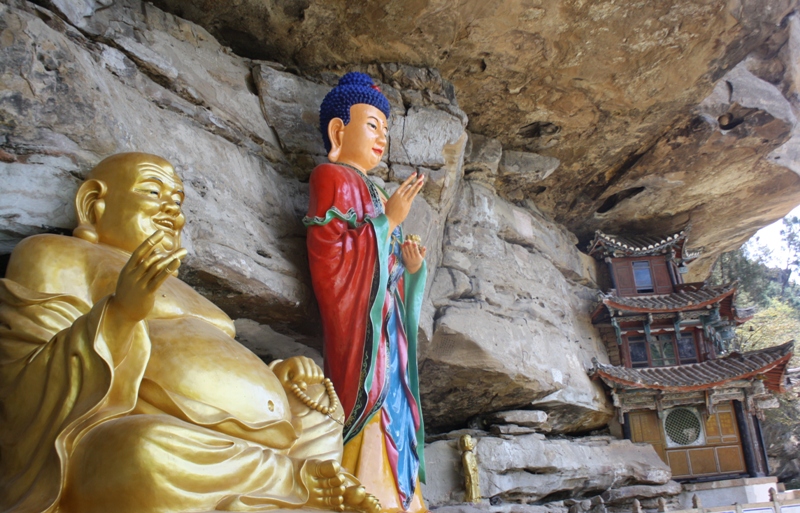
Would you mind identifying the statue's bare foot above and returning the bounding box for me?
[344,485,381,513]
[303,459,347,511]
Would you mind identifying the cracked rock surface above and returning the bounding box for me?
[423,433,672,507]
[151,0,800,272]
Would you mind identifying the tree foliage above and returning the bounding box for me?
[717,218,800,486]
[735,299,800,366]
[709,219,800,364]
[780,216,800,300]
[709,243,778,307]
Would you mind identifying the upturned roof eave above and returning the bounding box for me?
[586,229,692,260]
[589,341,794,393]
[601,284,737,315]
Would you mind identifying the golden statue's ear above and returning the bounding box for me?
[327,117,346,163]
[73,179,107,243]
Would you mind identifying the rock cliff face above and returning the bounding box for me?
[0,0,612,435]
[2,0,800,506]
[150,0,800,277]
[424,433,674,507]
[422,181,611,431]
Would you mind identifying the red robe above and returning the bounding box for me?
[304,163,426,484]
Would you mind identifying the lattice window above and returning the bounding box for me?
[650,334,677,367]
[625,331,699,368]
[664,407,705,448]
[676,333,698,364]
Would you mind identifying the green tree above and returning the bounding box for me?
[734,298,800,367]
[779,216,800,298]
[722,215,800,488]
[709,242,777,308]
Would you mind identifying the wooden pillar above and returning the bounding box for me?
[622,412,632,440]
[754,414,771,476]
[667,250,678,287]
[734,400,762,477]
[605,257,617,290]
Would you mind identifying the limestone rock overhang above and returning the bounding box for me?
[84,0,800,283]
[586,227,701,263]
[589,341,794,394]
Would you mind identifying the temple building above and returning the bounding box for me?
[586,227,794,482]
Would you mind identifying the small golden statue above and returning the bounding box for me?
[405,233,422,244]
[459,434,481,504]
[0,152,379,513]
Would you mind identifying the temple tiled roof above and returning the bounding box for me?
[590,341,794,393]
[587,228,700,261]
[600,283,737,314]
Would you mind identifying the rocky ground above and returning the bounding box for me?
[2,0,800,508]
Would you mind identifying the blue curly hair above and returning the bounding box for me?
[319,72,391,152]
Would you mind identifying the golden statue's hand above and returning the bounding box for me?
[385,172,425,234]
[109,230,187,324]
[271,356,325,391]
[401,240,427,275]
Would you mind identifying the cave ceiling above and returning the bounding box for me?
[152,0,800,275]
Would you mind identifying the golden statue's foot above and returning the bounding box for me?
[343,485,381,513]
[303,459,347,511]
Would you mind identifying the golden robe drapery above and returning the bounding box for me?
[0,235,343,513]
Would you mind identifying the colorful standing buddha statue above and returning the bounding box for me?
[0,152,380,513]
[304,72,429,513]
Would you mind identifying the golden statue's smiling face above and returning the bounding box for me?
[92,154,186,254]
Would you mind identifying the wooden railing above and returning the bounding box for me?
[660,489,800,513]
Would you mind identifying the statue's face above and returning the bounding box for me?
[94,157,185,254]
[336,103,388,172]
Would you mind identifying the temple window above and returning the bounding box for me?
[650,334,678,366]
[632,261,654,293]
[676,332,699,364]
[626,332,699,367]
[610,256,674,296]
[628,336,649,368]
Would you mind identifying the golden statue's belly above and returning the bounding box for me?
[142,317,291,426]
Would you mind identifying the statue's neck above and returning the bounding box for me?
[333,160,368,175]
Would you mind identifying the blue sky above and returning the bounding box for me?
[749,205,800,267]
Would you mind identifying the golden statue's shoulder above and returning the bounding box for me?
[7,233,89,274]
[11,232,91,253]
[6,234,107,300]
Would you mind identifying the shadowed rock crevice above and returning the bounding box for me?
[595,187,646,215]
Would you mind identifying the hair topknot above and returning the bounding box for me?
[319,72,391,152]
[337,72,375,87]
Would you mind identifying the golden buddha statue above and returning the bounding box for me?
[0,152,379,513]
[459,435,481,504]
